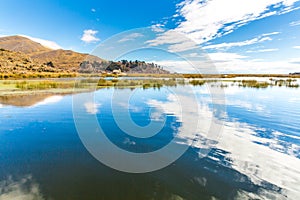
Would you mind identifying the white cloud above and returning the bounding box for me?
[152,52,300,74]
[203,36,272,50]
[146,29,199,53]
[151,52,248,73]
[246,48,279,53]
[81,29,100,43]
[208,52,248,61]
[293,46,300,49]
[176,0,297,44]
[289,58,300,64]
[290,20,300,26]
[205,52,300,73]
[84,102,100,114]
[147,0,298,52]
[261,31,281,36]
[146,29,188,46]
[19,34,62,49]
[151,24,165,33]
[144,0,300,73]
[118,33,144,43]
[150,60,198,73]
[168,39,198,52]
[213,57,299,73]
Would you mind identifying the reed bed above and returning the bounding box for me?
[0,77,299,94]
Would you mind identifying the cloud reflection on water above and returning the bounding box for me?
[0,175,44,200]
[84,102,101,114]
[144,87,300,199]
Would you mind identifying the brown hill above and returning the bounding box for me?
[0,35,105,73]
[31,49,105,72]
[0,48,62,74]
[0,35,169,75]
[0,35,50,54]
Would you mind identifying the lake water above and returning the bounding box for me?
[0,84,299,200]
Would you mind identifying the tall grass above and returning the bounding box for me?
[96,78,178,89]
[1,77,299,92]
[15,80,75,90]
[237,80,269,88]
[0,73,77,79]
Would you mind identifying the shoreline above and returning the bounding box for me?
[0,76,299,97]
[1,73,300,80]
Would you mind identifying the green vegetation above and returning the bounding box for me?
[0,76,299,97]
[269,78,299,87]
[79,59,169,74]
[0,72,77,79]
[15,80,75,90]
[238,80,269,88]
[232,79,299,88]
[97,78,180,89]
[189,80,205,86]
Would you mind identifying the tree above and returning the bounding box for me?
[46,61,54,67]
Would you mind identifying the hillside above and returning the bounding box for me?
[0,35,169,75]
[31,49,105,72]
[0,36,50,54]
[79,60,169,74]
[102,60,169,74]
[0,48,62,74]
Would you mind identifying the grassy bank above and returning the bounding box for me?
[1,72,300,80]
[0,77,299,97]
[0,72,77,79]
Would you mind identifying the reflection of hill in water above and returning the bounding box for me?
[0,93,56,107]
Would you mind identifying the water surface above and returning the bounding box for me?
[0,84,299,199]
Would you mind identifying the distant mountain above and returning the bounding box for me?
[0,35,169,75]
[0,36,50,54]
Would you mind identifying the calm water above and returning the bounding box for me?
[0,84,299,200]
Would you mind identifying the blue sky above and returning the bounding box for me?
[1,0,300,73]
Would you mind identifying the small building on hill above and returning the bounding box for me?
[112,69,121,74]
